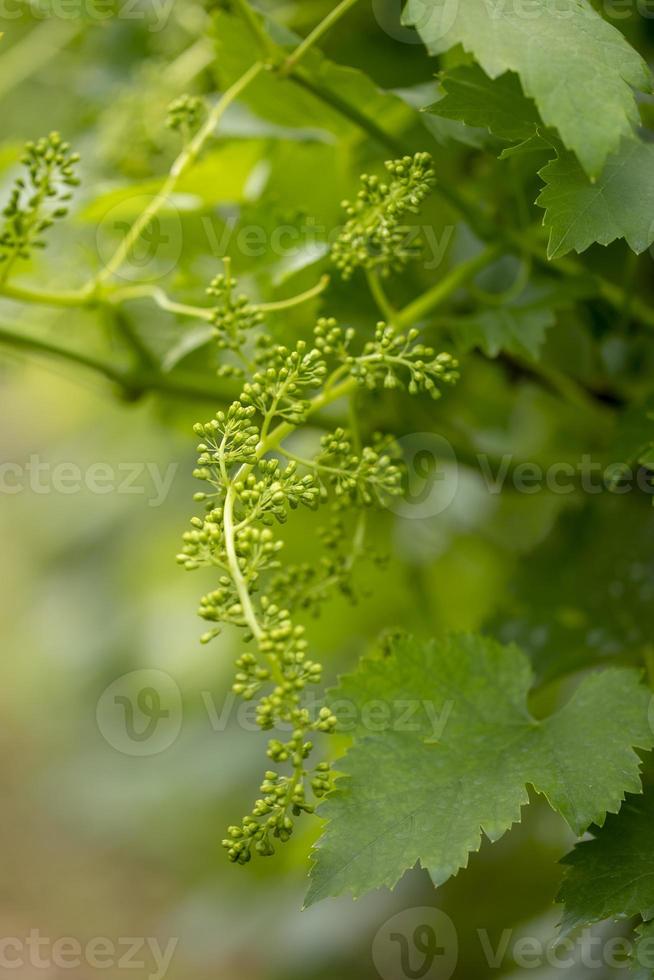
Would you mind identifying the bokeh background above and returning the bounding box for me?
[2,1,654,978]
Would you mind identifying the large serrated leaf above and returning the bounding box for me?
[403,0,650,177]
[306,633,653,905]
[536,139,654,258]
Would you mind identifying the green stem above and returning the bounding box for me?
[288,65,405,155]
[0,323,126,385]
[231,0,280,59]
[396,246,502,327]
[261,376,357,455]
[280,0,361,76]
[507,353,605,420]
[222,478,263,640]
[95,61,265,285]
[366,269,396,323]
[105,306,157,369]
[1,273,330,323]
[0,280,96,308]
[257,275,330,312]
[107,285,214,321]
[0,320,244,402]
[218,367,358,651]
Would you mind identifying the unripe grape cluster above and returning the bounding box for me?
[0,132,79,271]
[166,94,204,137]
[331,151,435,279]
[315,316,459,399]
[207,270,264,374]
[177,175,461,864]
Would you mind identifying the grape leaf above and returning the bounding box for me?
[395,81,488,149]
[536,138,654,258]
[426,64,540,142]
[455,305,553,360]
[305,633,653,905]
[558,790,654,934]
[453,277,591,360]
[403,0,650,177]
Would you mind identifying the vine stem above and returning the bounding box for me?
[106,285,214,321]
[231,0,279,58]
[220,370,356,644]
[0,322,126,385]
[366,269,396,323]
[0,280,96,308]
[95,61,265,285]
[257,275,330,312]
[222,479,263,642]
[0,274,330,323]
[395,246,502,327]
[0,320,244,401]
[279,0,361,76]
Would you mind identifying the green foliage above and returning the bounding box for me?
[559,789,654,933]
[404,0,650,176]
[428,64,540,144]
[537,140,654,258]
[558,788,654,976]
[4,0,654,955]
[306,633,653,905]
[175,246,459,862]
[492,496,654,681]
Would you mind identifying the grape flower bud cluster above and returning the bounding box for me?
[331,151,435,279]
[0,133,79,271]
[177,165,460,864]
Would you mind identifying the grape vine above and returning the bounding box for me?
[174,161,461,857]
[3,0,654,947]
